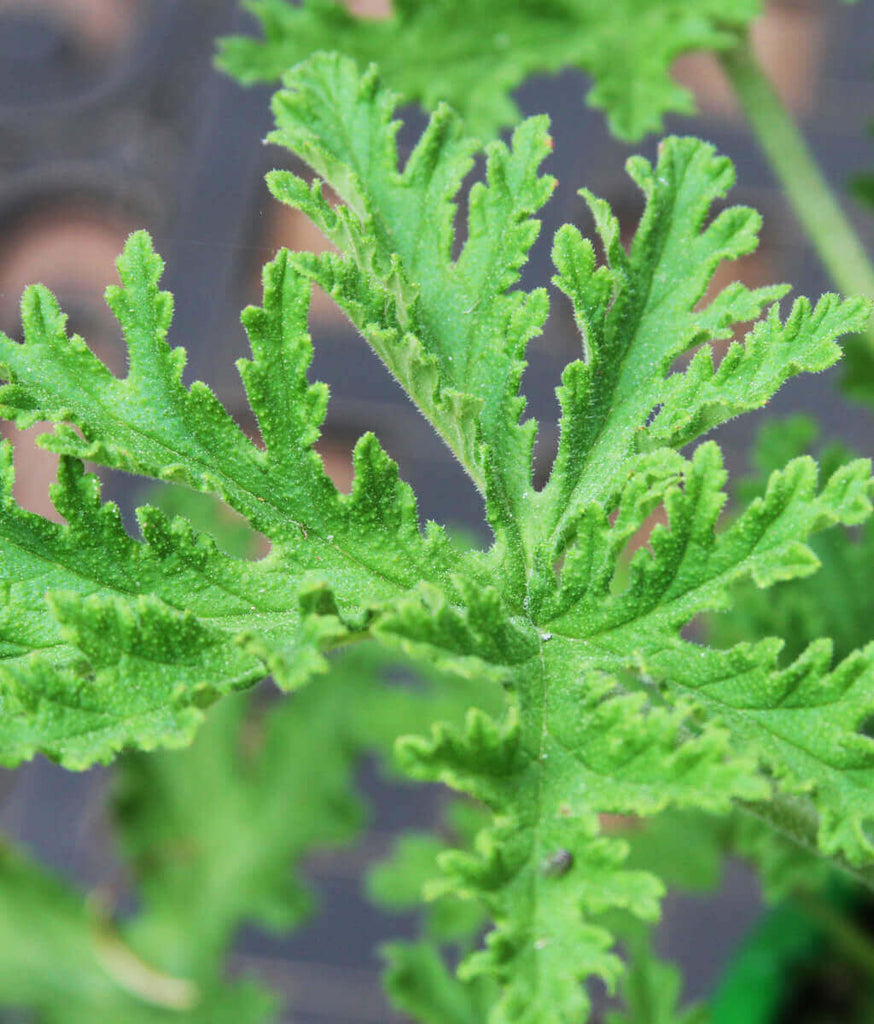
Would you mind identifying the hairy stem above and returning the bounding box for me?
[719,32,874,350]
[741,795,874,894]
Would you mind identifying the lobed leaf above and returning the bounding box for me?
[267,53,554,595]
[397,666,764,1022]
[389,441,874,1020]
[263,58,873,615]
[2,52,873,1022]
[711,416,874,664]
[534,136,868,566]
[0,234,450,583]
[0,233,470,764]
[218,0,760,141]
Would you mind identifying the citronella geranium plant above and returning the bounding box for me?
[219,0,874,354]
[2,50,874,1022]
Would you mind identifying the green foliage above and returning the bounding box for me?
[3,48,874,1024]
[366,798,490,942]
[115,642,499,978]
[708,896,838,1024]
[606,924,709,1024]
[0,643,497,1021]
[115,684,361,981]
[711,415,874,666]
[218,0,762,140]
[0,228,471,765]
[0,839,277,1024]
[382,940,500,1024]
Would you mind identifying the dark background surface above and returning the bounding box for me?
[1,1,873,1020]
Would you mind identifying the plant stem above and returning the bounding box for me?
[794,890,874,982]
[740,795,874,894]
[720,32,874,347]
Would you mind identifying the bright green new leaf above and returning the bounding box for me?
[0,232,472,765]
[266,53,554,593]
[2,52,874,1022]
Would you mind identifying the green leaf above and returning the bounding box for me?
[382,940,499,1024]
[547,442,874,868]
[0,233,469,764]
[388,439,874,1021]
[115,642,503,981]
[0,234,450,584]
[218,0,760,140]
[0,451,269,767]
[264,59,870,611]
[3,52,873,1023]
[0,842,275,1023]
[397,662,763,1023]
[267,53,553,595]
[711,416,874,665]
[533,136,865,570]
[548,443,873,635]
[606,924,709,1024]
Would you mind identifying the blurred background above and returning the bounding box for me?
[1,0,874,1020]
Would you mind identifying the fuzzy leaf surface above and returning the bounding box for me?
[2,53,874,1024]
[531,136,866,570]
[0,232,471,764]
[710,416,874,664]
[267,53,553,590]
[264,58,869,602]
[395,441,874,1022]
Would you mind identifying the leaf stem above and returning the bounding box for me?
[719,32,874,348]
[793,889,874,982]
[740,795,874,894]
